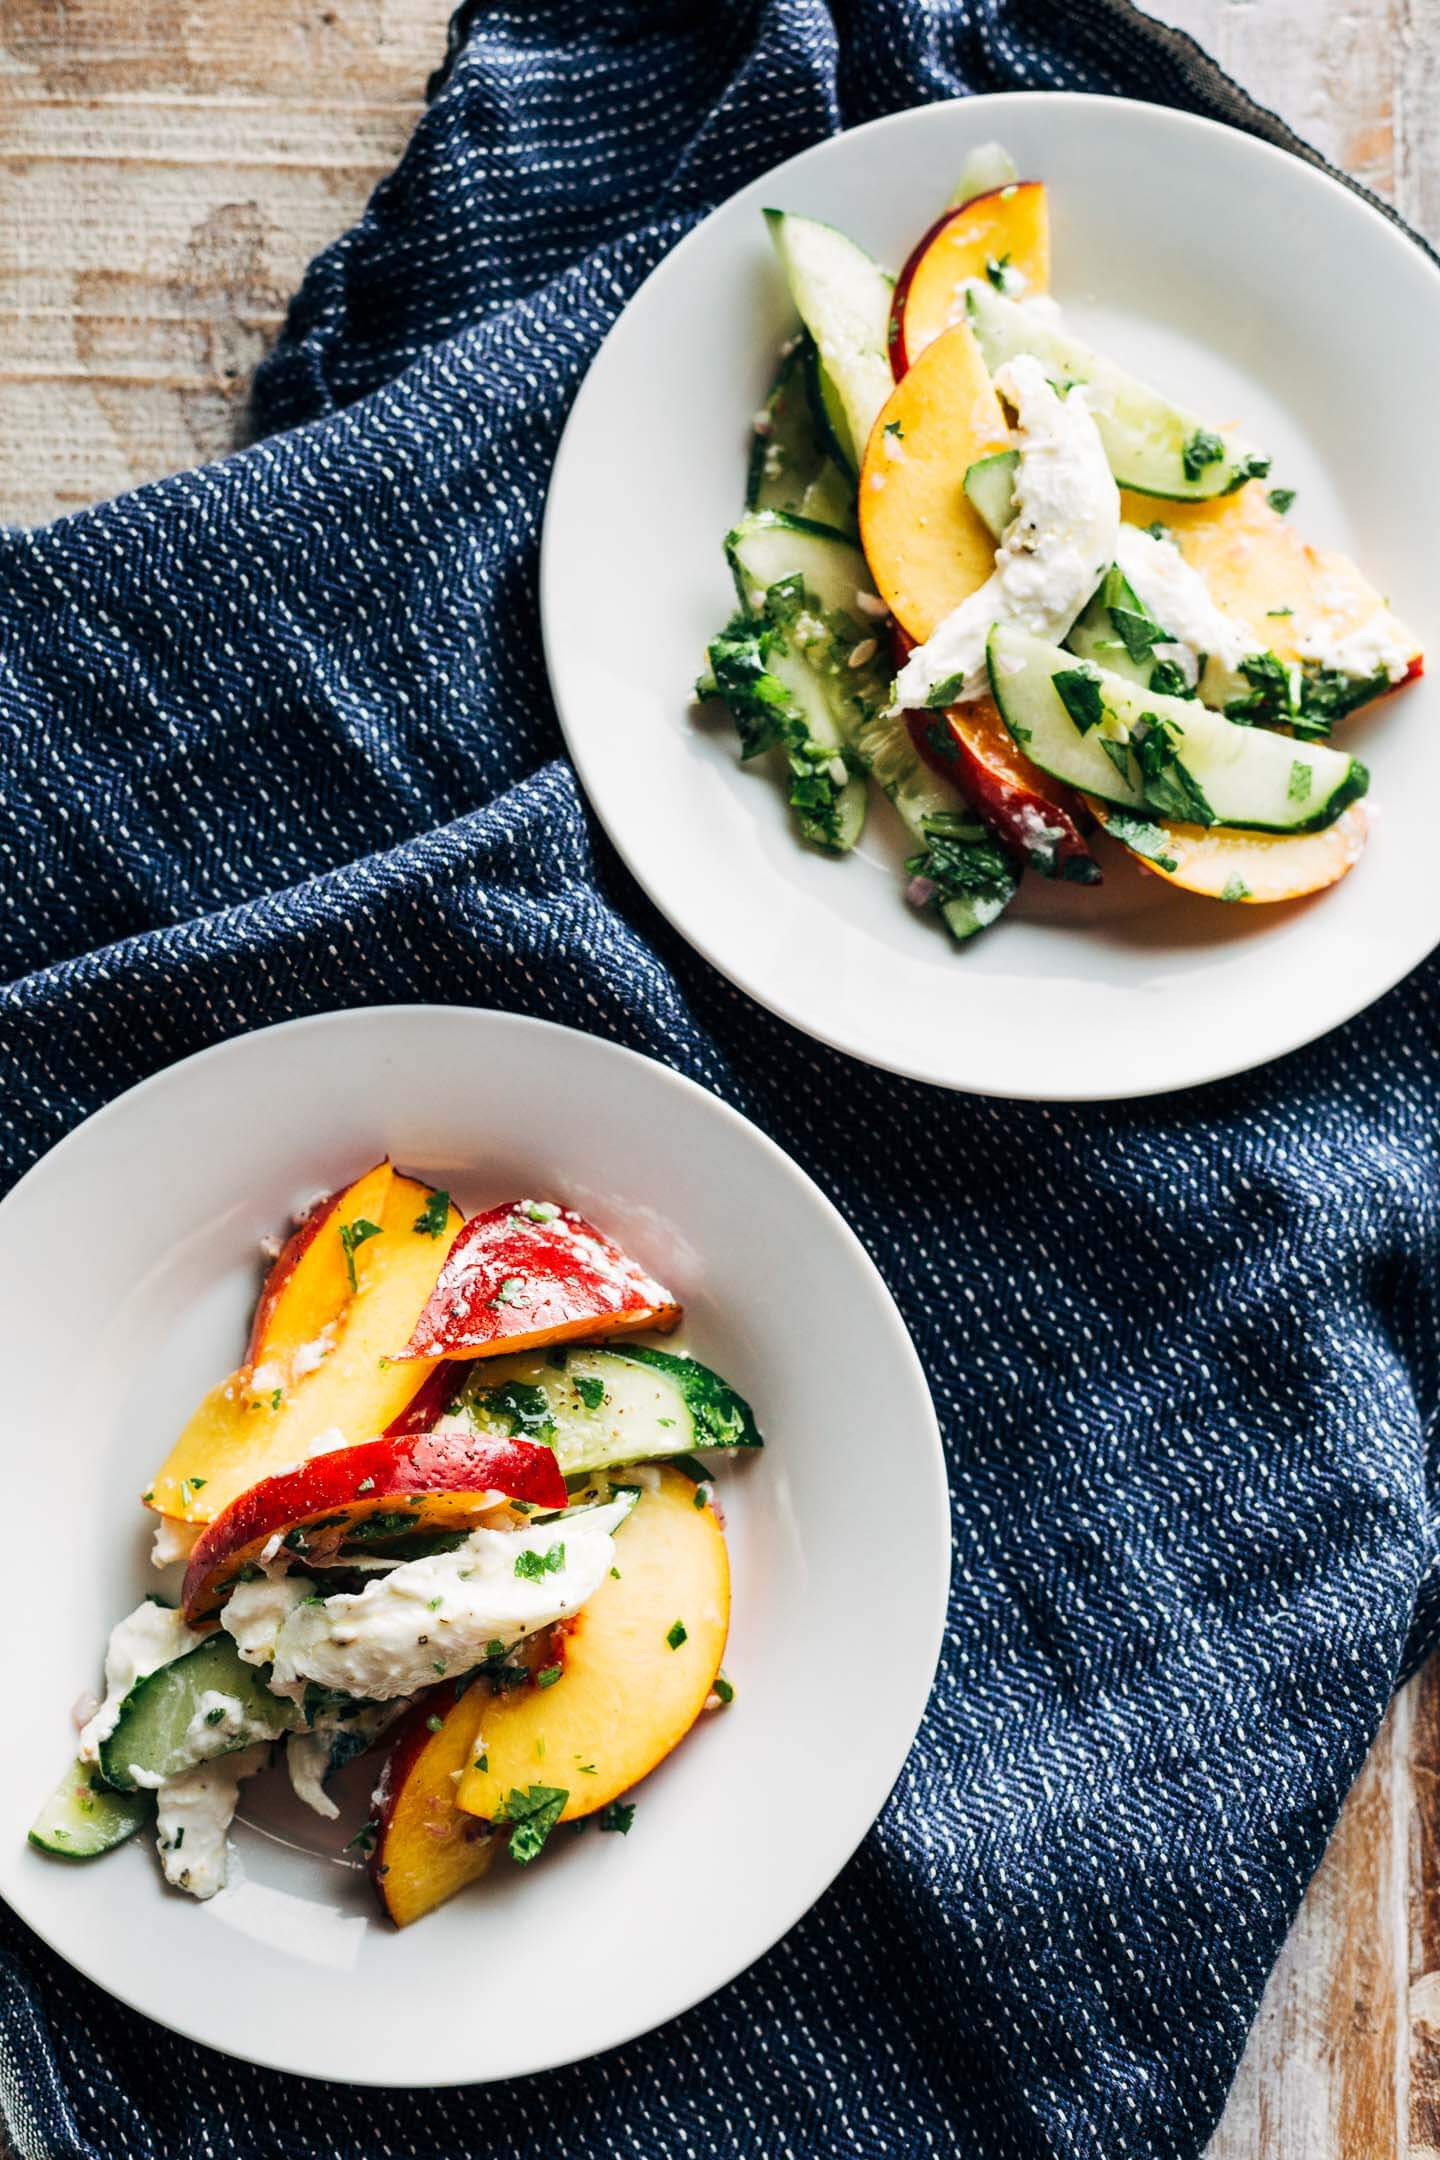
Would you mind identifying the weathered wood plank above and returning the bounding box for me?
[2,6,1438,2160]
[0,0,453,522]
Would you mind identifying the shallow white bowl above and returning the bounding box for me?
[0,1007,946,2086]
[543,91,1440,1098]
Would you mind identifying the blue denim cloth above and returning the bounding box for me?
[2,5,1436,2155]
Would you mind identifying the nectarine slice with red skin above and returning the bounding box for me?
[149,1170,464,1523]
[858,322,1010,644]
[1086,797,1368,903]
[371,1690,495,1927]
[889,620,1099,884]
[399,1204,680,1364]
[384,1360,468,1439]
[908,706,1099,883]
[889,181,1050,378]
[458,1464,728,1826]
[180,1428,568,1621]
[247,1161,394,1375]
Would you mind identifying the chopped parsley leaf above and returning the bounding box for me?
[427,1714,444,1733]
[489,1276,525,1309]
[412,1190,452,1238]
[1220,876,1251,903]
[884,419,905,439]
[536,1664,562,1689]
[338,1217,383,1291]
[514,1543,566,1581]
[1052,666,1104,735]
[1103,813,1178,874]
[1180,428,1226,482]
[495,1784,569,1865]
[598,1801,636,1835]
[666,1619,688,1651]
[1267,487,1297,515]
[984,252,1012,290]
[573,1374,605,1412]
[345,1817,379,1854]
[712,1673,736,1705]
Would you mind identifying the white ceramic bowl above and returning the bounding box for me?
[0,1007,946,2085]
[543,91,1440,1098]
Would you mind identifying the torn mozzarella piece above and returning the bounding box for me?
[269,1495,637,1704]
[222,1572,313,1667]
[286,1732,340,1822]
[150,1517,202,1570]
[156,1742,268,1900]
[895,354,1118,707]
[1113,524,1253,684]
[1298,606,1414,684]
[78,1601,207,1762]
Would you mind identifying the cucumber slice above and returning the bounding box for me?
[98,1631,296,1792]
[965,283,1269,501]
[764,210,894,473]
[30,1758,150,1859]
[724,513,1017,936]
[963,450,1018,541]
[441,1343,761,1477]
[950,142,1019,208]
[747,340,856,535]
[987,625,1368,835]
[711,516,869,855]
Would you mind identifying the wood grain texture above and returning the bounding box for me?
[0,0,454,522]
[1,2,1438,2155]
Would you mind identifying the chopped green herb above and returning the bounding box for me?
[1103,813,1178,874]
[598,1801,636,1835]
[1102,565,1170,664]
[884,419,905,440]
[1220,875,1251,903]
[514,1543,566,1581]
[666,1619,688,1651]
[694,1485,710,1510]
[204,1705,227,1726]
[536,1664,562,1689]
[1099,736,1134,789]
[573,1375,605,1413]
[519,1200,561,1224]
[925,669,968,708]
[427,1596,443,1612]
[495,1784,569,1866]
[489,1276,525,1309]
[984,252,1012,290]
[1181,428,1226,482]
[712,1673,736,1706]
[412,1190,452,1238]
[1267,487,1296,515]
[345,1817,379,1855]
[610,1567,621,1580]
[356,1477,375,1494]
[427,1714,444,1733]
[1222,450,1271,493]
[339,1217,383,1291]
[1147,658,1194,701]
[1052,666,1104,735]
[1266,606,1293,618]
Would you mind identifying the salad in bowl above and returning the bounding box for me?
[699,143,1421,940]
[30,1162,758,1927]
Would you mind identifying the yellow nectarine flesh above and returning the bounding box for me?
[458,1465,730,1824]
[371,1692,496,1928]
[1120,485,1422,696]
[1086,797,1368,902]
[897,182,1050,367]
[247,1160,393,1374]
[147,1170,463,1522]
[858,322,1009,642]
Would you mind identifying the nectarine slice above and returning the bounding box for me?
[458,1465,728,1825]
[889,182,1050,376]
[908,704,1098,883]
[148,1170,464,1522]
[858,322,1009,643]
[181,1428,569,1621]
[247,1161,394,1378]
[399,1203,680,1364]
[1122,485,1423,699]
[371,1691,495,1927]
[1086,797,1368,902]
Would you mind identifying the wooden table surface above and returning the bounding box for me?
[1,0,1436,2149]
